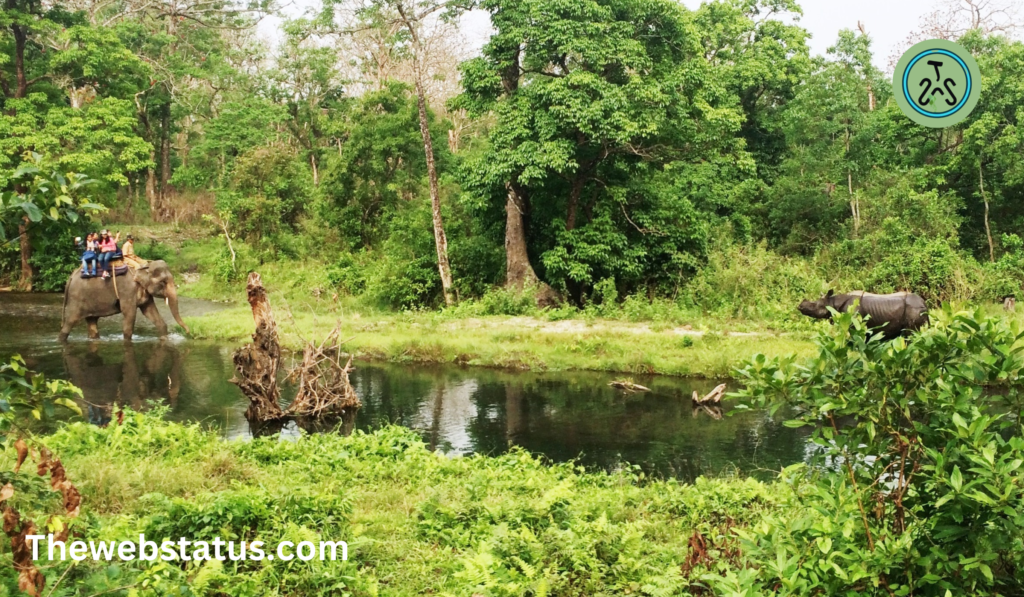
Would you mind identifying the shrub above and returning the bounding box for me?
[980,233,1024,301]
[681,240,825,320]
[724,308,1024,594]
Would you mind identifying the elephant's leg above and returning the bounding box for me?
[86,317,100,339]
[140,302,169,337]
[59,311,82,342]
[122,304,138,341]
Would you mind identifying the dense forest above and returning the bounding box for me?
[2,0,1024,316]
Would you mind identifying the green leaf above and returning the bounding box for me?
[950,466,963,492]
[817,536,832,554]
[19,202,43,222]
[979,563,993,582]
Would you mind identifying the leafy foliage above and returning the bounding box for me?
[0,355,82,438]
[728,309,1024,594]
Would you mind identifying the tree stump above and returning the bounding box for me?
[1004,296,1016,312]
[231,272,286,421]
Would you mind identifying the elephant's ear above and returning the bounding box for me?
[136,277,148,304]
[826,289,834,299]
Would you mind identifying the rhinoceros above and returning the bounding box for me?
[797,290,928,339]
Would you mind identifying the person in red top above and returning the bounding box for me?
[97,229,120,279]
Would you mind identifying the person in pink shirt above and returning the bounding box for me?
[97,229,121,279]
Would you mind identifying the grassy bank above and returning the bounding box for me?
[144,232,815,378]
[8,411,782,596]
[184,304,816,378]
[133,225,1011,378]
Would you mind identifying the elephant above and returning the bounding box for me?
[58,260,190,342]
[798,290,928,339]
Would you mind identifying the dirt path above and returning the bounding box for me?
[438,316,777,337]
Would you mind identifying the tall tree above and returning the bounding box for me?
[2,1,150,288]
[324,0,459,305]
[457,0,750,301]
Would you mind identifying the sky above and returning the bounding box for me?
[258,0,951,72]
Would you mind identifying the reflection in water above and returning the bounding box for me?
[2,292,810,480]
[62,342,183,423]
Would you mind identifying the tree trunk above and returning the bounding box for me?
[493,37,556,305]
[16,217,32,292]
[980,161,994,263]
[146,159,159,219]
[505,184,539,289]
[12,23,28,98]
[503,186,559,304]
[566,175,585,230]
[160,124,171,192]
[413,84,454,306]
[396,7,455,307]
[848,170,859,236]
[310,153,319,186]
[857,22,875,111]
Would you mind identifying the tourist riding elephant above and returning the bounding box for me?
[58,260,190,341]
[798,290,928,339]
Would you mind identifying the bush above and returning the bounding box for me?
[980,233,1024,301]
[860,219,974,302]
[725,308,1024,594]
[326,252,367,296]
[448,286,539,317]
[681,240,825,320]
[27,222,91,291]
[134,239,174,262]
[363,202,443,309]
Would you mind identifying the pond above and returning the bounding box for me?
[0,293,810,481]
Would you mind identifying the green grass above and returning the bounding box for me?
[133,232,818,378]
[4,411,785,596]
[184,304,816,378]
[121,223,1015,378]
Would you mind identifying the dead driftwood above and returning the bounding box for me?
[692,383,726,405]
[286,327,361,418]
[609,380,652,392]
[231,272,360,424]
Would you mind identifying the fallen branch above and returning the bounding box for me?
[609,380,651,392]
[692,383,726,405]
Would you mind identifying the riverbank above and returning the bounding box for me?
[16,410,782,596]
[185,304,816,378]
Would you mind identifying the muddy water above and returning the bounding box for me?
[0,293,809,480]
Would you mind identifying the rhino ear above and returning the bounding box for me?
[826,289,834,298]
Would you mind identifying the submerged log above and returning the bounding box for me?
[692,383,726,405]
[609,380,652,392]
[231,272,287,421]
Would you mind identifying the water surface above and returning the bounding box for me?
[0,293,809,480]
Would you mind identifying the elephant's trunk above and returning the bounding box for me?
[165,284,190,335]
